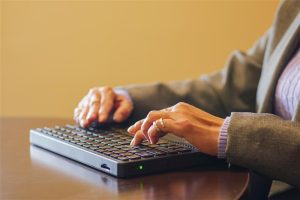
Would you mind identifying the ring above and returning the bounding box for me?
[153,121,161,132]
[90,98,100,105]
[159,118,165,128]
[90,100,99,105]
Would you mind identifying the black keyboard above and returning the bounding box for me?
[35,125,192,162]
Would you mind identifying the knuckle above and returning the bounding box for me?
[101,86,113,93]
[88,87,98,94]
[176,102,187,108]
[73,108,79,114]
[173,102,189,112]
[147,110,157,119]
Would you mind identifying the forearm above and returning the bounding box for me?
[121,29,269,122]
[121,78,228,122]
[225,112,300,187]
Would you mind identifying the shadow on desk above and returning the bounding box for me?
[30,145,248,200]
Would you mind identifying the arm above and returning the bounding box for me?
[226,112,300,188]
[122,29,270,121]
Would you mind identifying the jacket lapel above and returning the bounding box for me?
[258,13,300,114]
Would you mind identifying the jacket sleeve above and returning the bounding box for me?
[226,112,300,188]
[122,29,270,122]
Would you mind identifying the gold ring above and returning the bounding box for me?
[153,121,161,132]
[159,118,165,128]
[90,98,100,105]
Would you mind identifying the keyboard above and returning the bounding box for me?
[30,125,216,177]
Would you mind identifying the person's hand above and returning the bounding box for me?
[127,102,224,156]
[74,87,133,128]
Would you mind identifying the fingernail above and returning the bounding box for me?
[127,126,133,132]
[86,113,91,120]
[130,138,135,146]
[80,120,85,127]
[99,115,104,123]
[152,137,158,144]
[149,137,154,144]
[113,114,122,122]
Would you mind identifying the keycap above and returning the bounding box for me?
[136,152,154,158]
[176,148,191,153]
[113,150,126,154]
[118,141,130,145]
[117,157,129,161]
[122,152,133,156]
[90,146,98,150]
[102,151,111,155]
[127,155,140,160]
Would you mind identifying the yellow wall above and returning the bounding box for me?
[1,0,279,118]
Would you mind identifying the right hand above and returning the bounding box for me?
[73,87,134,128]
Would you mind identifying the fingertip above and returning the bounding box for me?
[130,138,135,146]
[80,119,86,128]
[141,126,147,136]
[113,114,124,123]
[142,133,150,143]
[130,138,139,146]
[151,136,159,144]
[127,126,134,134]
[98,115,106,123]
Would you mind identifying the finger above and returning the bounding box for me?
[113,98,133,122]
[98,88,115,123]
[130,130,146,146]
[79,106,90,128]
[73,107,82,123]
[141,110,169,136]
[152,118,186,138]
[78,95,89,109]
[127,119,144,135]
[148,126,167,144]
[86,102,100,123]
[86,93,101,123]
[148,123,166,144]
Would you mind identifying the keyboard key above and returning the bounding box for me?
[128,149,142,153]
[176,148,191,153]
[117,157,129,161]
[110,154,119,158]
[96,149,106,153]
[108,148,118,152]
[146,144,159,148]
[136,152,154,158]
[121,147,131,151]
[118,141,130,145]
[127,155,141,160]
[91,143,102,147]
[113,150,126,154]
[122,152,133,156]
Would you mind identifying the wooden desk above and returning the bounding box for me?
[0,118,249,200]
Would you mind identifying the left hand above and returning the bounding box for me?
[127,102,224,156]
